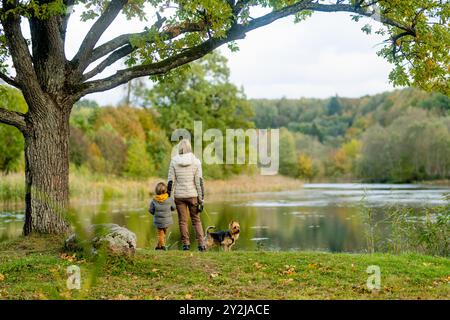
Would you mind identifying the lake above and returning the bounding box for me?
[1,183,449,252]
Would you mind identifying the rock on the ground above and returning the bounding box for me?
[65,223,137,256]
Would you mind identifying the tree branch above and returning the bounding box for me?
[0,106,27,132]
[61,0,76,42]
[72,0,128,72]
[0,0,44,101]
[83,20,205,80]
[86,14,167,65]
[0,71,21,89]
[79,0,419,96]
[80,32,236,96]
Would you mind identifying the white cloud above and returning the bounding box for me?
[220,12,394,99]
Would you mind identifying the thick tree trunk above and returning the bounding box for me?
[23,105,71,235]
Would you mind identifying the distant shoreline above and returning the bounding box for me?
[1,172,449,208]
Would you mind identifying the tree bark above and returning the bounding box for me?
[23,102,71,235]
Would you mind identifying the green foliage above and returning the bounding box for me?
[359,198,450,257]
[125,139,153,178]
[69,105,170,178]
[279,128,298,176]
[252,87,450,182]
[358,112,450,182]
[326,95,342,116]
[94,126,128,175]
[0,86,27,173]
[140,52,254,178]
[387,204,450,257]
[373,0,450,95]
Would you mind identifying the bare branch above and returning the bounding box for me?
[0,71,21,89]
[72,0,128,72]
[0,106,27,132]
[83,44,133,81]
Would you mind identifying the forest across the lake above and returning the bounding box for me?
[1,53,449,183]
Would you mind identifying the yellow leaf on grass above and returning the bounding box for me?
[282,265,296,275]
[0,274,5,281]
[60,253,76,262]
[185,294,193,300]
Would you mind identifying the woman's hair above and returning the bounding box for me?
[155,182,168,195]
[178,138,192,155]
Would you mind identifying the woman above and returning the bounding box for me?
[168,139,206,251]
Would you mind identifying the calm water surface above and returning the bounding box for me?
[1,183,449,252]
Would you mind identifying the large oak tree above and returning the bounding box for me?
[0,0,448,235]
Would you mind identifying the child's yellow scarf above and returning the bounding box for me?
[154,193,169,202]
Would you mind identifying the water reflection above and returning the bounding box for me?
[0,184,448,252]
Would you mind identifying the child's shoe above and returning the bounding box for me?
[155,246,165,251]
[198,245,206,252]
[182,244,190,251]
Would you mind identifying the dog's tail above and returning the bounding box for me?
[205,226,215,234]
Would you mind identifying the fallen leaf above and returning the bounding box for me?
[281,278,294,285]
[151,268,159,272]
[114,294,129,300]
[282,265,296,275]
[60,253,76,262]
[185,293,193,300]
[253,262,266,270]
[0,274,5,282]
[210,272,219,278]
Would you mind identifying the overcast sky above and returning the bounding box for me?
[62,7,396,105]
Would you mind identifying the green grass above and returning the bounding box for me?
[0,236,449,300]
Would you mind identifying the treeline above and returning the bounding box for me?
[0,53,254,179]
[1,52,449,182]
[254,89,450,182]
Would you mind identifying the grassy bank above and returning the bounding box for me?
[0,236,448,300]
[0,171,303,205]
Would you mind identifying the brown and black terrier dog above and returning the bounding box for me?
[205,221,240,251]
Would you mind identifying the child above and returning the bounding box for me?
[149,182,175,250]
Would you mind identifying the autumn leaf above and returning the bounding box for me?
[185,293,193,300]
[282,265,296,275]
[253,262,266,270]
[281,278,294,285]
[0,274,5,282]
[60,253,76,262]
